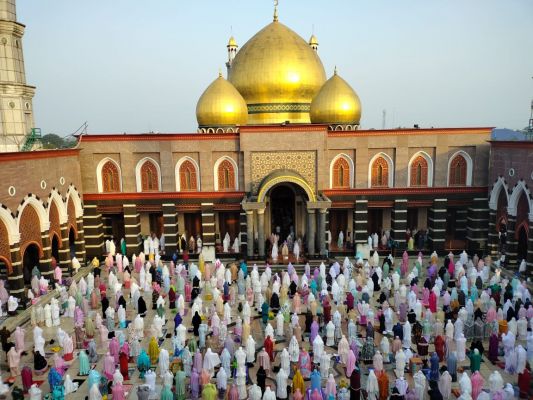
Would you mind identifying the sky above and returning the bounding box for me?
[18,0,533,135]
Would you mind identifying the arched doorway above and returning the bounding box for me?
[69,227,76,259]
[51,234,60,263]
[517,223,528,262]
[23,244,40,285]
[270,185,296,241]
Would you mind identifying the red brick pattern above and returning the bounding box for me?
[101,161,120,192]
[179,160,198,191]
[371,156,389,188]
[19,204,43,256]
[217,160,235,191]
[140,160,159,191]
[410,155,428,187]
[449,154,467,186]
[48,201,62,247]
[332,157,350,188]
[0,220,11,272]
[67,197,78,238]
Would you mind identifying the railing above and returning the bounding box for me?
[20,127,42,151]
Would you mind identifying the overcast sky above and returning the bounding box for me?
[18,0,533,135]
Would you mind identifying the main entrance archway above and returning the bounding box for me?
[270,185,296,241]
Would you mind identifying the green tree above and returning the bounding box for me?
[41,133,65,149]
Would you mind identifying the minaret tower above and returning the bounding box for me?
[0,0,36,152]
[226,36,238,76]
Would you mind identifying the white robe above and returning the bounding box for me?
[158,348,170,377]
[367,370,379,400]
[246,337,256,363]
[203,348,221,376]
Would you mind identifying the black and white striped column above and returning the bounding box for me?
[506,216,517,269]
[428,198,447,252]
[75,217,86,263]
[488,209,499,257]
[201,203,215,247]
[58,223,71,276]
[83,204,104,259]
[527,218,533,279]
[40,230,53,278]
[354,200,368,245]
[239,211,247,256]
[391,199,408,250]
[466,197,489,254]
[8,241,24,298]
[162,203,178,255]
[123,204,141,256]
[455,209,467,239]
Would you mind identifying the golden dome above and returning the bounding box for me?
[196,73,248,128]
[310,69,362,125]
[228,20,326,124]
[227,36,237,48]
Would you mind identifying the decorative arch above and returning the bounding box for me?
[257,170,316,203]
[66,185,83,218]
[135,157,162,192]
[508,180,532,217]
[368,152,394,188]
[176,156,200,191]
[214,156,238,191]
[0,204,19,245]
[17,196,47,257]
[408,151,433,187]
[330,153,354,189]
[67,197,78,238]
[47,189,68,225]
[489,176,509,211]
[96,157,122,193]
[16,194,49,232]
[48,201,62,248]
[447,150,473,187]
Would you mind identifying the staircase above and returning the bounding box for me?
[20,127,42,151]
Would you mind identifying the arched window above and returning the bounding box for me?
[140,160,159,191]
[179,160,198,191]
[449,154,467,186]
[332,156,351,189]
[101,161,120,192]
[410,156,428,187]
[371,156,389,188]
[217,160,236,191]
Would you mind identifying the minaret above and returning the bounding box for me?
[225,36,238,76]
[0,0,36,152]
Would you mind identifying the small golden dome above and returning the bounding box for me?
[228,21,326,124]
[309,34,318,46]
[310,69,362,125]
[196,73,248,127]
[227,36,237,48]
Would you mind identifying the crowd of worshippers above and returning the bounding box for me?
[0,248,533,400]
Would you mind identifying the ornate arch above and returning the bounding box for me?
[47,188,68,225]
[175,156,200,191]
[135,157,162,192]
[330,153,354,189]
[447,150,473,186]
[0,204,19,245]
[489,176,509,211]
[48,201,62,248]
[508,180,532,217]
[66,185,83,218]
[257,170,316,203]
[368,152,394,188]
[408,151,433,187]
[96,157,122,193]
[67,197,78,238]
[214,156,239,191]
[16,194,49,232]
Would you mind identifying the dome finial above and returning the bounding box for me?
[273,0,279,22]
[334,65,338,75]
[218,68,222,78]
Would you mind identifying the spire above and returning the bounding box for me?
[334,66,338,75]
[273,0,279,22]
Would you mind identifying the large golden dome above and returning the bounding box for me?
[196,73,248,128]
[310,69,361,125]
[228,20,326,124]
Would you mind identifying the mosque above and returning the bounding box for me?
[0,1,531,298]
